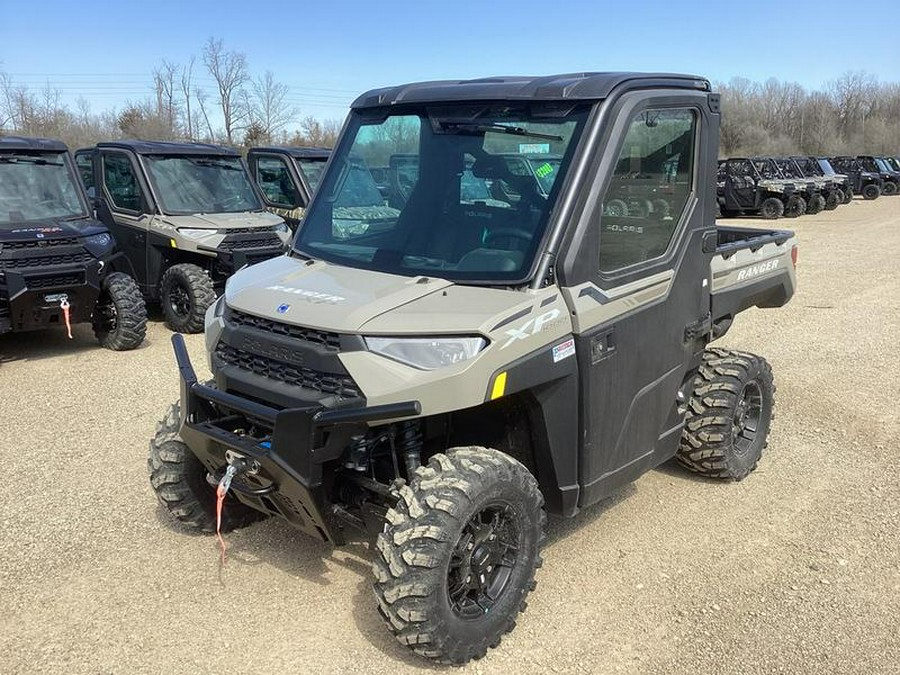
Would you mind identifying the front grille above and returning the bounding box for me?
[229,309,341,351]
[26,273,85,289]
[227,226,274,234]
[219,234,282,251]
[0,251,95,270]
[215,342,360,398]
[2,237,80,250]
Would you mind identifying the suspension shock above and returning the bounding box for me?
[396,420,423,477]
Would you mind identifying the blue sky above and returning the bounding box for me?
[2,0,898,126]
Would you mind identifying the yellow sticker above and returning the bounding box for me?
[490,372,507,400]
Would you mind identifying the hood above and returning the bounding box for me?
[160,211,285,230]
[0,217,108,243]
[225,255,455,332]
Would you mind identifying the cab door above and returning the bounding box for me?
[93,150,154,290]
[247,150,306,229]
[558,91,718,507]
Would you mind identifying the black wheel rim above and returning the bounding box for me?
[94,291,118,332]
[447,502,520,619]
[168,282,192,319]
[732,381,763,455]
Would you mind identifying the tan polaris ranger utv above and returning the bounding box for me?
[75,141,291,332]
[150,73,797,664]
[247,146,330,230]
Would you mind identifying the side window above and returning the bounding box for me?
[103,153,144,212]
[75,153,94,190]
[255,155,300,208]
[598,108,696,273]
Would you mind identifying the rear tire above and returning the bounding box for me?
[842,187,853,203]
[148,402,265,533]
[373,447,544,665]
[883,181,898,196]
[93,272,147,350]
[677,348,775,481]
[159,263,215,334]
[759,197,784,220]
[862,183,881,200]
[783,195,806,218]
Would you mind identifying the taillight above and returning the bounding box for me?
[791,245,798,268]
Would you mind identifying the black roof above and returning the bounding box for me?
[250,145,331,159]
[352,72,709,109]
[0,135,69,152]
[95,140,239,156]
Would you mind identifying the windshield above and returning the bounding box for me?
[294,105,587,282]
[885,157,900,171]
[296,158,328,192]
[0,152,88,226]
[143,155,261,215]
[874,158,892,173]
[817,159,836,175]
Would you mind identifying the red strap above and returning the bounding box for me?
[215,482,227,565]
[60,299,72,339]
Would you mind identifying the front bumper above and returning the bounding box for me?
[0,262,100,334]
[172,334,419,544]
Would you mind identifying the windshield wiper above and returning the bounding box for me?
[0,156,64,166]
[438,122,562,142]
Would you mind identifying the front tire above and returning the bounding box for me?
[93,272,147,350]
[783,195,806,218]
[148,402,265,533]
[883,181,898,196]
[159,263,215,334]
[843,186,853,203]
[824,190,841,210]
[862,183,881,200]
[373,448,544,665]
[677,348,775,481]
[759,197,784,220]
[806,194,826,214]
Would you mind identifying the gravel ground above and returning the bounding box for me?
[1,198,899,674]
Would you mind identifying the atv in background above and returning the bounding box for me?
[857,156,899,196]
[883,156,900,173]
[749,158,814,217]
[247,146,330,230]
[76,141,291,333]
[793,156,852,204]
[717,157,804,218]
[774,157,842,211]
[0,136,146,350]
[827,157,883,200]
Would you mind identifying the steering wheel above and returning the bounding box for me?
[484,228,533,248]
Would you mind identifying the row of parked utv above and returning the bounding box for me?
[717,155,900,219]
[0,137,331,351]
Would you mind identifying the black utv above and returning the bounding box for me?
[717,157,804,218]
[857,156,899,196]
[75,141,291,333]
[247,146,331,230]
[792,156,852,204]
[0,137,146,349]
[827,157,883,200]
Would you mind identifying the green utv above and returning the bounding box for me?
[75,142,291,333]
[149,73,797,664]
[0,136,146,349]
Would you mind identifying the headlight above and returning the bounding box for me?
[273,221,290,234]
[83,232,112,248]
[365,336,487,370]
[178,227,217,239]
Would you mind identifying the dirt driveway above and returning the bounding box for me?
[1,198,898,674]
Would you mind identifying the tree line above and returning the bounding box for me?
[0,38,342,151]
[2,46,898,157]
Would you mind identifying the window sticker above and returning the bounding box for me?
[552,338,576,363]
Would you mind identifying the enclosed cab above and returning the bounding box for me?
[76,141,291,332]
[149,73,797,665]
[828,156,883,200]
[247,146,331,230]
[793,156,852,204]
[857,155,899,196]
[0,136,146,349]
[717,157,804,218]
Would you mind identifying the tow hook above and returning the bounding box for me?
[213,455,254,564]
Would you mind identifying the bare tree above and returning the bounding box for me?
[202,38,249,144]
[180,57,196,141]
[249,71,295,143]
[195,87,216,141]
[294,115,342,148]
